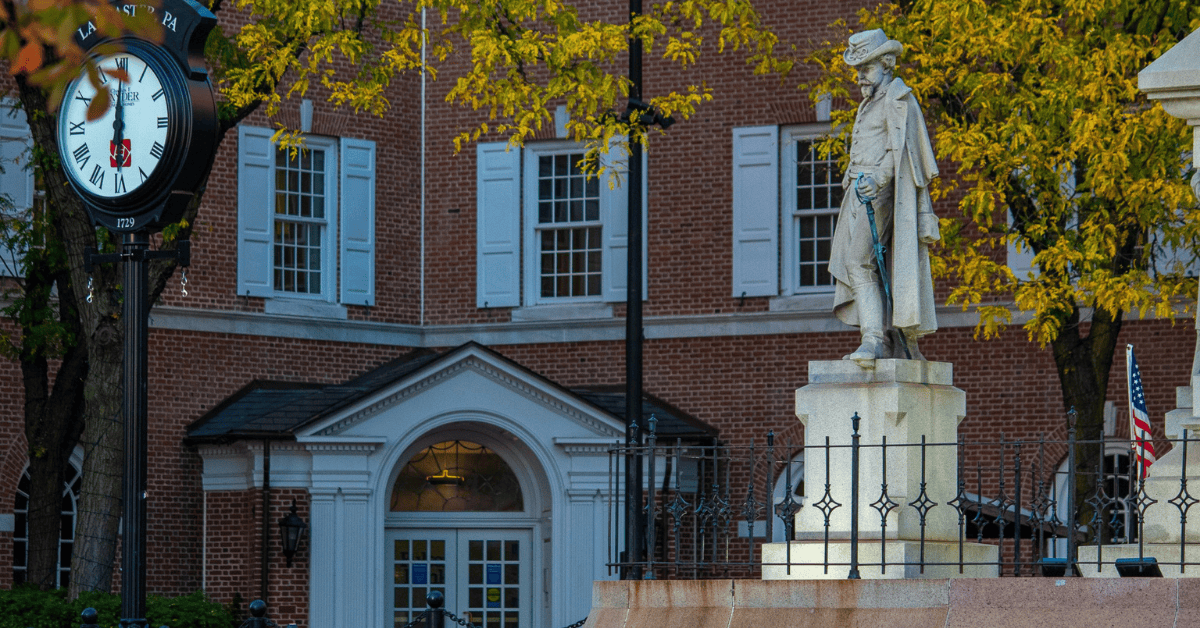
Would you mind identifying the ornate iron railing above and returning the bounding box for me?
[607,414,1199,579]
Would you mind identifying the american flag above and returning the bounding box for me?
[1127,345,1157,479]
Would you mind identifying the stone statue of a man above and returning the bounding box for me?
[1192,169,1200,377]
[830,29,941,367]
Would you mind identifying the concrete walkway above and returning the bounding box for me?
[585,578,1200,628]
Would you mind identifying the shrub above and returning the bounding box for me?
[0,587,236,628]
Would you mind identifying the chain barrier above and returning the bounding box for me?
[443,610,481,628]
[399,610,430,628]
[440,609,587,628]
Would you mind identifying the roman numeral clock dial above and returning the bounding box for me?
[58,50,172,203]
[55,28,217,234]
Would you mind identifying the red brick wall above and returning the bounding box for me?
[203,488,309,627]
[0,0,1196,606]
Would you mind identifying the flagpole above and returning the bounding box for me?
[1127,344,1139,480]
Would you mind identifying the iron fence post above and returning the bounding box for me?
[1066,407,1078,575]
[82,608,100,628]
[645,415,658,579]
[1014,443,1023,576]
[849,412,861,580]
[427,590,445,628]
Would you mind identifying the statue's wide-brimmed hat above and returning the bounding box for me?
[844,29,903,67]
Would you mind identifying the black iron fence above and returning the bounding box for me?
[607,413,1200,579]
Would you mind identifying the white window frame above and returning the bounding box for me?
[13,448,83,588]
[1050,444,1136,558]
[475,139,646,312]
[269,135,339,302]
[0,99,33,277]
[237,125,376,314]
[780,125,841,296]
[523,142,605,306]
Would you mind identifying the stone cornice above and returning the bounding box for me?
[308,353,621,439]
[145,302,1009,349]
[298,437,386,453]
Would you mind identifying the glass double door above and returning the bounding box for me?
[390,529,530,628]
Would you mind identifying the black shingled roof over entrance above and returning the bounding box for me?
[185,342,718,443]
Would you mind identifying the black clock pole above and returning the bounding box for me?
[85,235,190,628]
[121,231,150,628]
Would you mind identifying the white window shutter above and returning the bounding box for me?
[0,101,32,277]
[237,125,275,297]
[340,137,376,306]
[731,126,779,297]
[601,138,648,302]
[476,142,521,308]
[1006,209,1036,280]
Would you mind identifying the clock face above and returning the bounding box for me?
[58,51,173,201]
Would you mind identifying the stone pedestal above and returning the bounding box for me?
[1141,378,1200,545]
[762,360,998,579]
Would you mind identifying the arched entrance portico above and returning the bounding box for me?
[193,344,674,628]
[385,424,551,628]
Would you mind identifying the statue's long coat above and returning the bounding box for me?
[830,77,940,335]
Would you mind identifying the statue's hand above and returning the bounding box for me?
[918,213,940,244]
[856,174,879,199]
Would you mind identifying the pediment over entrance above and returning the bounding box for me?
[188,341,716,446]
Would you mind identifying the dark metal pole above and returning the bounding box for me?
[427,590,445,628]
[261,439,271,601]
[624,0,645,581]
[1066,407,1078,575]
[120,231,150,628]
[849,413,861,579]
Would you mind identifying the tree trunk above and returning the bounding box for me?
[15,80,130,595]
[18,58,252,594]
[1050,303,1124,544]
[67,339,125,595]
[11,85,90,588]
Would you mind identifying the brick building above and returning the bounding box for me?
[0,1,1193,627]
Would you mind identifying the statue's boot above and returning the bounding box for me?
[845,283,887,368]
[901,327,925,361]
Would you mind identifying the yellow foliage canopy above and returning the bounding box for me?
[804,0,1200,346]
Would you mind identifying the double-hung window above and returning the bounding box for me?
[475,140,646,310]
[732,125,842,300]
[533,149,603,300]
[237,126,376,313]
[0,100,33,276]
[273,137,333,295]
[783,129,842,292]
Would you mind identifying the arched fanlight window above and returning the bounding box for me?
[13,461,82,588]
[390,441,524,512]
[1051,446,1134,553]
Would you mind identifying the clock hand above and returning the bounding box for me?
[112,73,125,173]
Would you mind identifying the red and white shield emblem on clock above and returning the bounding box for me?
[110,140,131,167]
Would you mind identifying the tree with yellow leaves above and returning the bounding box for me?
[806,0,1199,531]
[1,0,786,594]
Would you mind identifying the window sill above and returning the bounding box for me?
[511,302,613,322]
[264,297,348,320]
[769,293,833,313]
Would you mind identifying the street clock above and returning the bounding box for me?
[56,0,218,233]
